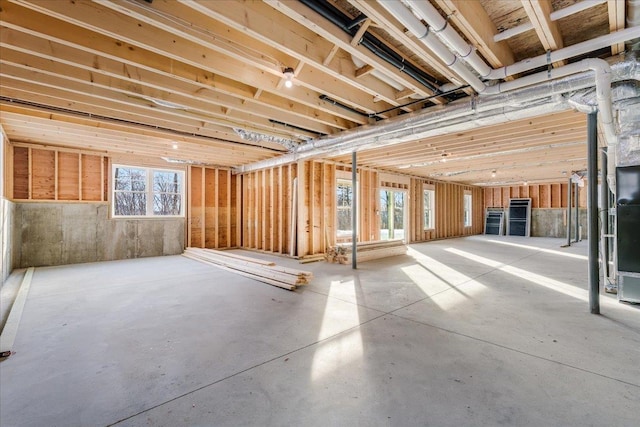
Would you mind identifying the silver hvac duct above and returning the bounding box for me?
[235,58,638,174]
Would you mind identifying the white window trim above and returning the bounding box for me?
[336,177,358,238]
[111,164,185,218]
[423,184,435,231]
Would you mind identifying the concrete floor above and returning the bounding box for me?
[1,236,638,427]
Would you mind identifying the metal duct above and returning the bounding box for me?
[235,58,638,173]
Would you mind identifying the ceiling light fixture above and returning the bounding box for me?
[172,143,178,150]
[523,181,528,186]
[491,170,497,177]
[283,67,295,88]
[441,153,449,162]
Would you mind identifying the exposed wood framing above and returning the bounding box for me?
[10,143,105,202]
[608,0,626,55]
[521,0,565,67]
[434,0,516,69]
[409,178,483,242]
[483,182,586,209]
[188,165,236,249]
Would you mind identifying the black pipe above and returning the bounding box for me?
[346,14,369,31]
[319,94,376,119]
[298,0,442,93]
[268,119,326,136]
[587,112,600,314]
[374,85,470,115]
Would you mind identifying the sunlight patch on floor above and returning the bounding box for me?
[310,280,363,382]
[445,247,588,302]
[486,239,588,260]
[405,247,487,310]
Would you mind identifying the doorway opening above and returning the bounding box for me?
[380,190,406,241]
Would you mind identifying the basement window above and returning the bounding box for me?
[112,165,184,217]
[423,185,435,230]
[463,191,472,227]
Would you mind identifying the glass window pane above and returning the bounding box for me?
[154,194,182,215]
[114,192,146,216]
[153,171,182,193]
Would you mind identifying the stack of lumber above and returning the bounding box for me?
[183,248,312,291]
[332,239,407,264]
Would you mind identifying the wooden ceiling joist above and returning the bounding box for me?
[608,0,626,54]
[434,0,516,69]
[520,0,566,67]
[0,0,616,186]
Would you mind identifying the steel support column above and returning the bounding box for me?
[600,148,609,280]
[567,177,572,246]
[352,151,357,270]
[587,112,600,314]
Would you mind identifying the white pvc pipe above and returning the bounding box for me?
[405,0,492,77]
[494,23,534,42]
[550,0,607,21]
[376,0,487,92]
[488,27,640,80]
[494,0,607,42]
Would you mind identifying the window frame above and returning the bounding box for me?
[423,184,435,231]
[463,191,472,227]
[111,164,185,218]
[336,178,357,238]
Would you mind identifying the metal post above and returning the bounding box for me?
[567,177,572,246]
[575,183,580,241]
[600,148,609,279]
[587,112,600,314]
[352,151,357,270]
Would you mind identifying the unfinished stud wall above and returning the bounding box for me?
[239,161,379,258]
[8,143,185,267]
[187,165,239,249]
[409,178,484,242]
[10,144,107,202]
[241,163,297,255]
[483,183,589,237]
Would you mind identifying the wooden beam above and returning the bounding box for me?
[90,0,395,115]
[323,44,340,66]
[608,0,626,54]
[0,0,368,125]
[434,0,515,69]
[350,18,372,47]
[521,0,565,67]
[259,0,435,102]
[395,88,415,101]
[355,64,375,79]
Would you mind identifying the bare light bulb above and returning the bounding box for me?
[283,67,294,88]
[491,170,496,177]
[172,143,178,150]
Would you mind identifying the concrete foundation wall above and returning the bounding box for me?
[12,202,184,268]
[1,198,14,284]
[530,208,588,239]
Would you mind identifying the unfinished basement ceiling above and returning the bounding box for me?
[0,0,636,184]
